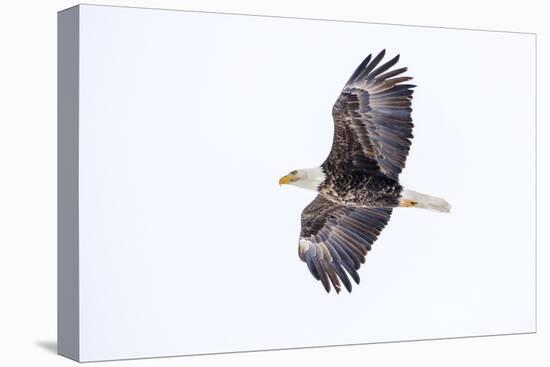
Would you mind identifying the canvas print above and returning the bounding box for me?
[279,50,450,293]
[58,4,536,362]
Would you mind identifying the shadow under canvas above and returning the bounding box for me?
[36,340,57,354]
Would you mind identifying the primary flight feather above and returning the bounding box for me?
[279,50,450,293]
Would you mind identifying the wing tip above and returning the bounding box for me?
[393,53,400,62]
[321,280,331,293]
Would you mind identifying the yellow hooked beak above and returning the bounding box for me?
[279,173,296,186]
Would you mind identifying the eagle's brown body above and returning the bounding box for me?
[318,164,403,208]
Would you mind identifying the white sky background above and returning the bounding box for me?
[77,5,535,361]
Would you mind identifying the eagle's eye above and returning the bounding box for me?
[290,170,298,175]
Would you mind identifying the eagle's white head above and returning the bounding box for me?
[278,167,326,192]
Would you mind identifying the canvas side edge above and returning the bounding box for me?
[57,5,80,362]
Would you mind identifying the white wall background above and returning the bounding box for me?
[0,1,547,366]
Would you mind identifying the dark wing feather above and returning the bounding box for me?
[327,50,415,180]
[299,195,392,293]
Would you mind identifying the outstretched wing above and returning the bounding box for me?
[328,50,415,180]
[299,195,392,293]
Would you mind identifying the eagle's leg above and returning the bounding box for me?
[399,199,418,208]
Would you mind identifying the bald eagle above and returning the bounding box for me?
[279,50,450,293]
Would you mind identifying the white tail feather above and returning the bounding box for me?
[401,189,451,213]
